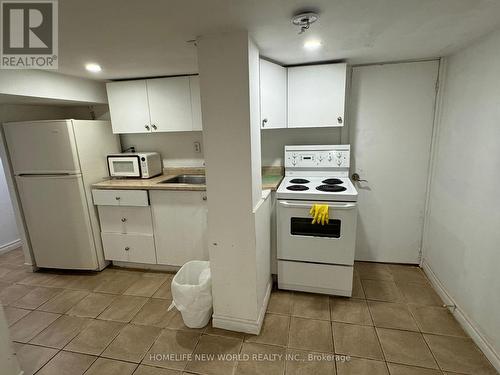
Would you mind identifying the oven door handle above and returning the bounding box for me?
[278,201,357,210]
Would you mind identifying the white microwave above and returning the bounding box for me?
[107,152,162,179]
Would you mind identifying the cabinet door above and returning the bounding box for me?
[288,63,346,128]
[106,80,151,133]
[260,59,287,129]
[147,77,193,132]
[151,191,208,266]
[189,76,203,131]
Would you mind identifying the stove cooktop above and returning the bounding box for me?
[276,176,358,202]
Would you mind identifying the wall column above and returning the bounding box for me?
[197,31,271,334]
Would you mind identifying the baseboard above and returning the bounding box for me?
[212,279,272,335]
[112,261,180,273]
[0,239,21,255]
[422,259,500,372]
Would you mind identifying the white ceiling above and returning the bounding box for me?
[59,0,500,80]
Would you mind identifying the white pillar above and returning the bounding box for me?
[197,31,271,334]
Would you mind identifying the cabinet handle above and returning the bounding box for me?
[124,246,130,251]
[121,217,127,222]
[262,118,268,127]
[145,124,150,131]
[202,195,207,201]
[151,124,157,130]
[115,196,121,201]
[337,116,343,124]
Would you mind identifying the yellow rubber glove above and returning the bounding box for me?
[322,205,329,225]
[310,204,320,224]
[310,204,329,225]
[319,205,329,225]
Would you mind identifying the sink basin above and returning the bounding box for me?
[159,174,206,184]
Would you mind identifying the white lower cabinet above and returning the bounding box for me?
[98,206,153,234]
[96,189,208,267]
[150,190,208,266]
[101,233,156,264]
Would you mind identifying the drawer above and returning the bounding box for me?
[278,260,353,296]
[92,189,149,206]
[101,233,156,264]
[98,206,153,234]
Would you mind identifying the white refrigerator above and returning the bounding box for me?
[4,120,120,270]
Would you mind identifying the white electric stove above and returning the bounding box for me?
[276,145,358,296]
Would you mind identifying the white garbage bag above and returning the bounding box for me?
[168,260,212,328]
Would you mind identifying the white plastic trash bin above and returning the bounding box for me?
[168,260,212,328]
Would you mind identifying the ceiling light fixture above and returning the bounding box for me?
[291,11,319,34]
[85,63,102,73]
[304,39,322,50]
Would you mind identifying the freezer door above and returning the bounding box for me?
[4,120,81,174]
[16,174,98,270]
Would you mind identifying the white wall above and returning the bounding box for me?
[121,132,204,167]
[261,127,342,166]
[0,70,107,104]
[423,29,500,365]
[0,157,18,252]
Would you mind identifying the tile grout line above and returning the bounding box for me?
[364,291,391,374]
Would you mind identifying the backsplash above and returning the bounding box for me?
[261,127,342,166]
[71,104,343,168]
[120,131,205,168]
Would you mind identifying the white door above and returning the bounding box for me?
[260,59,287,129]
[150,190,208,266]
[16,174,98,269]
[189,76,203,131]
[106,80,151,133]
[288,63,346,128]
[349,61,439,263]
[4,120,80,174]
[147,77,193,132]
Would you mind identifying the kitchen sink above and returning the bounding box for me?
[159,174,206,184]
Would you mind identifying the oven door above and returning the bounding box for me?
[277,200,357,265]
[107,156,141,178]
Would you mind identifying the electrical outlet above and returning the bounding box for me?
[194,141,201,153]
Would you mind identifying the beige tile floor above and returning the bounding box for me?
[0,248,497,375]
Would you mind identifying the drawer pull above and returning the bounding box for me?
[121,217,127,222]
[115,196,121,201]
[124,246,130,251]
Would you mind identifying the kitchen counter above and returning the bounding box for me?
[92,166,283,191]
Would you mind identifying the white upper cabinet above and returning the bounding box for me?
[106,75,202,134]
[106,80,151,134]
[147,77,193,132]
[189,75,203,131]
[260,59,287,129]
[287,63,347,128]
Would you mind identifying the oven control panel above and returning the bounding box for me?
[285,146,350,169]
